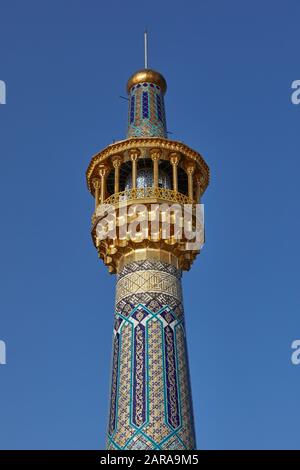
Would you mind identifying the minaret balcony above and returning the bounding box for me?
[91,186,204,274]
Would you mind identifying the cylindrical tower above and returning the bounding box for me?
[86,68,209,450]
[126,69,167,138]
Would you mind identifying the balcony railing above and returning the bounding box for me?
[102,187,193,206]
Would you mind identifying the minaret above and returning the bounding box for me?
[86,49,209,450]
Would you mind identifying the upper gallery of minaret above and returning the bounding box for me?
[85,37,210,274]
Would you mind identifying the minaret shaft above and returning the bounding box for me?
[107,260,196,450]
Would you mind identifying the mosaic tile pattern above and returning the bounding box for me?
[106,260,196,450]
[127,82,167,138]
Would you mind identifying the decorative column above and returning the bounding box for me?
[170,152,180,192]
[112,156,122,194]
[92,178,100,211]
[186,163,195,201]
[130,150,139,190]
[151,149,161,189]
[195,174,203,203]
[99,165,108,204]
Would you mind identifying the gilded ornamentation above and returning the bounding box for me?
[127,69,167,94]
[100,186,192,206]
[112,155,122,168]
[92,178,100,190]
[129,149,140,161]
[170,152,180,166]
[150,148,161,161]
[185,162,196,175]
[98,165,109,178]
[86,137,209,197]
[116,268,182,304]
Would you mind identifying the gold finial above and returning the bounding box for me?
[126,32,167,95]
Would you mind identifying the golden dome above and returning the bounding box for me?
[127,69,167,94]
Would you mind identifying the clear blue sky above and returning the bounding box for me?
[0,0,299,450]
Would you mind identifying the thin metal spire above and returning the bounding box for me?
[144,30,148,69]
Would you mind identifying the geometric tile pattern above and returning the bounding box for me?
[116,269,183,304]
[106,260,196,450]
[127,82,167,138]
